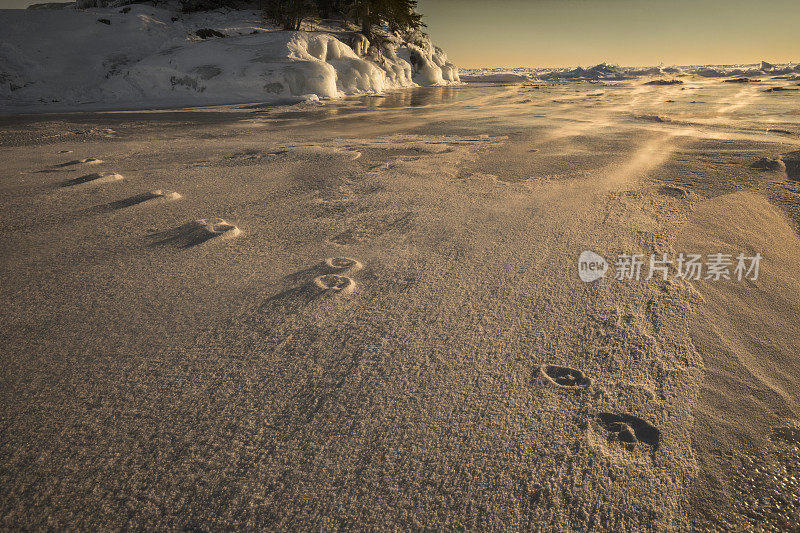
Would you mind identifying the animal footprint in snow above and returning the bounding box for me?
[782,150,800,180]
[55,158,103,168]
[539,365,592,388]
[98,190,181,211]
[751,157,785,172]
[150,218,240,248]
[61,172,124,187]
[313,274,355,296]
[772,426,800,445]
[596,413,660,450]
[658,185,689,199]
[324,257,363,275]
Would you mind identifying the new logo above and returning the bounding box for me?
[578,250,608,282]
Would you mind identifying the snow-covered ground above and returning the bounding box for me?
[2,79,800,531]
[461,61,800,82]
[0,2,459,112]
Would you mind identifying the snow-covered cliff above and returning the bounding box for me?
[0,2,459,111]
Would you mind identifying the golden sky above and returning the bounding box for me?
[418,0,800,68]
[2,0,797,67]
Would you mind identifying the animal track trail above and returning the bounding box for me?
[539,364,593,389]
[149,218,240,248]
[261,258,365,311]
[312,256,365,296]
[596,412,661,450]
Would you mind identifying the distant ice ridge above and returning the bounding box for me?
[0,2,459,111]
[461,62,800,82]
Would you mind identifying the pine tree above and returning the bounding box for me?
[383,0,423,34]
[262,0,316,30]
[348,0,425,39]
[260,0,425,36]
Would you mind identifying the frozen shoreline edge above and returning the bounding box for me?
[0,84,463,116]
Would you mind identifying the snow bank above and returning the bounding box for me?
[103,32,386,104]
[388,41,458,86]
[0,3,459,111]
